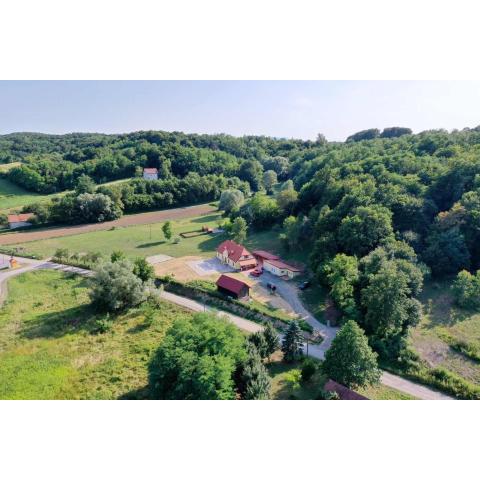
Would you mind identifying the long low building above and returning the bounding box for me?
[263,258,303,279]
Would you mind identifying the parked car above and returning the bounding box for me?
[250,267,263,277]
[299,281,311,290]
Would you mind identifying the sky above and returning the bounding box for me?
[1,81,479,141]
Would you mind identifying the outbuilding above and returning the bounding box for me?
[252,250,280,266]
[216,274,251,299]
[262,258,303,279]
[8,213,34,229]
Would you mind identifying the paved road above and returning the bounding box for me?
[381,371,452,400]
[160,290,263,333]
[0,203,217,245]
[259,272,338,358]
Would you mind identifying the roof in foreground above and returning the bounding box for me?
[324,380,368,400]
[216,274,250,294]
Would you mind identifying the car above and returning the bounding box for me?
[299,281,311,290]
[250,267,263,277]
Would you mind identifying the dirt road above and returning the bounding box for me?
[0,203,217,246]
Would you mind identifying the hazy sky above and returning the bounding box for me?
[1,81,479,141]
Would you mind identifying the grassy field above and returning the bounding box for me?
[300,284,328,324]
[11,212,226,259]
[0,177,51,212]
[0,270,192,399]
[410,279,480,384]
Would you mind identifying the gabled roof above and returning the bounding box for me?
[324,380,368,400]
[143,168,158,174]
[252,250,280,260]
[263,258,303,272]
[216,240,253,263]
[8,213,34,223]
[216,274,250,295]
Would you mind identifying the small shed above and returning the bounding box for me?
[216,274,250,299]
[8,213,34,229]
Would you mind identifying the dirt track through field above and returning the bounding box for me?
[0,204,217,246]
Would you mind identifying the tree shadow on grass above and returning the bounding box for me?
[190,213,221,224]
[136,240,166,249]
[118,385,152,400]
[19,303,100,340]
[196,234,227,253]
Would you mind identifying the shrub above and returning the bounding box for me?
[301,358,317,382]
[452,270,480,309]
[89,260,146,312]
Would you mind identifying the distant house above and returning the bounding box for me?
[8,213,34,229]
[263,258,303,279]
[324,379,368,400]
[252,250,280,266]
[143,168,159,180]
[216,240,257,271]
[216,274,250,299]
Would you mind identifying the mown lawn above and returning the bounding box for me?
[410,279,480,384]
[0,270,192,399]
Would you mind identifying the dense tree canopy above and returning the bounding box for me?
[148,314,248,400]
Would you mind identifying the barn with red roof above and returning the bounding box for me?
[216,274,251,299]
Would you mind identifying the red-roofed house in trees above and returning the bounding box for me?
[216,274,250,299]
[143,168,158,180]
[216,240,257,271]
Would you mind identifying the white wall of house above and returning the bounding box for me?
[143,172,158,180]
[263,261,299,278]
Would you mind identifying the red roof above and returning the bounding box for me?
[252,250,280,261]
[264,258,303,272]
[8,213,34,223]
[216,240,254,263]
[143,168,158,174]
[216,274,250,295]
[324,380,368,400]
